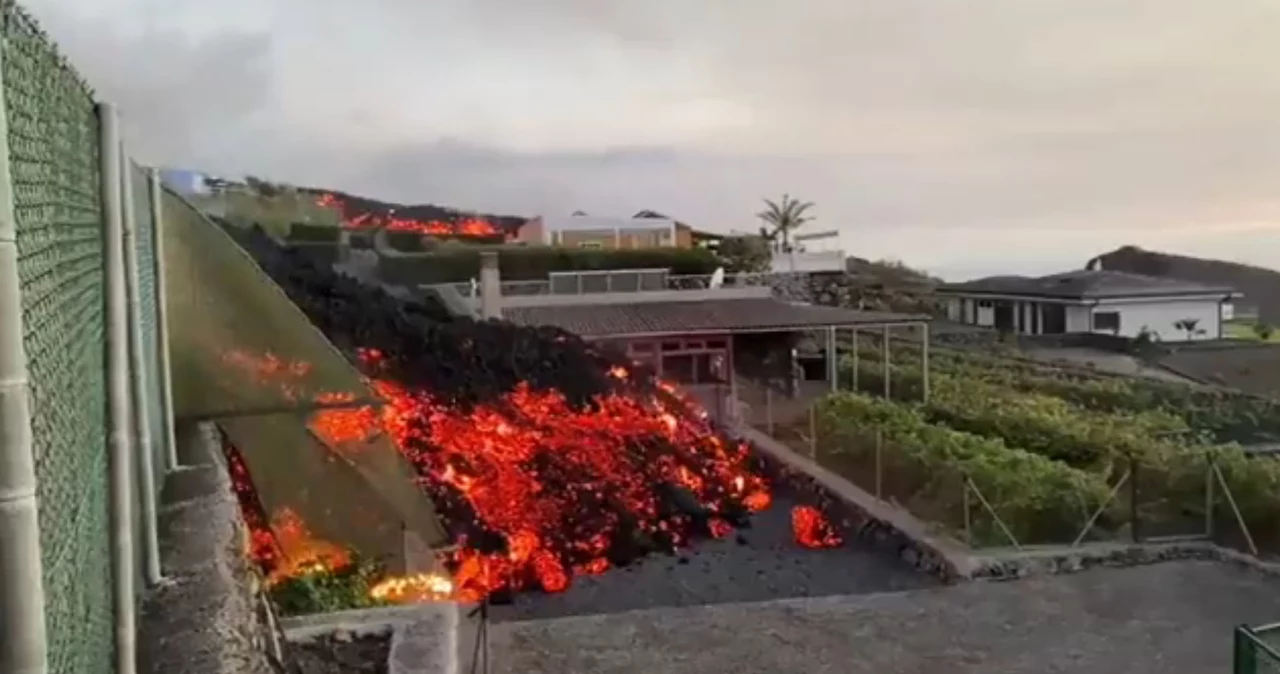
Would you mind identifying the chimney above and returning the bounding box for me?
[479,251,502,320]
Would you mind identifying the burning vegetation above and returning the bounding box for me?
[225,226,840,606]
[314,192,511,240]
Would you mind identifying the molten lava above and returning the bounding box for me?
[315,193,506,239]
[790,505,843,549]
[222,347,778,602]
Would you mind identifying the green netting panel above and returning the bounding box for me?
[159,190,449,560]
[129,162,164,495]
[2,5,114,674]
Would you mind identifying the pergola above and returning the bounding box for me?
[502,296,934,402]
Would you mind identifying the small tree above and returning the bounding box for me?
[1254,322,1275,341]
[1173,318,1201,341]
[717,235,772,273]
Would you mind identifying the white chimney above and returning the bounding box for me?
[478,251,502,320]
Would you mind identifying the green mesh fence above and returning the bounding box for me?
[1,4,114,674]
[1236,624,1280,674]
[128,162,165,500]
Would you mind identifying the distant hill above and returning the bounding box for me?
[1089,245,1279,322]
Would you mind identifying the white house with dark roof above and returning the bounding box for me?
[937,270,1240,342]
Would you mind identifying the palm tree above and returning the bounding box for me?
[757,194,814,252]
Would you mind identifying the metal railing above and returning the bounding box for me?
[436,270,786,299]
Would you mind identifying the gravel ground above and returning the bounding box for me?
[491,560,1280,674]
[293,633,391,674]
[490,493,936,622]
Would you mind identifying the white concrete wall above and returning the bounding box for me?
[1065,305,1092,333]
[1093,298,1222,341]
[945,298,961,321]
[975,302,994,327]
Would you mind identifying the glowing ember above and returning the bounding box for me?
[266,507,353,585]
[369,571,456,603]
[316,193,507,239]
[790,505,843,549]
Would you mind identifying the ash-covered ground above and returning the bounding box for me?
[491,492,937,622]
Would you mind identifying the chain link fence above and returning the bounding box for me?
[1,4,114,673]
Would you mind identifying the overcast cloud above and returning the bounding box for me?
[20,0,1280,278]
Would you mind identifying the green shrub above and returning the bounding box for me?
[286,222,342,244]
[268,554,389,617]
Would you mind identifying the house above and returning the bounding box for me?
[937,270,1239,342]
[516,212,695,249]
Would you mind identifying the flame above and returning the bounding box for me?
[790,505,843,549]
[316,193,507,239]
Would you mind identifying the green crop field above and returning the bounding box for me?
[799,342,1280,550]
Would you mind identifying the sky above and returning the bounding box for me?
[21,0,1280,280]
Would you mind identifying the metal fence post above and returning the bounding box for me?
[148,168,179,473]
[121,153,161,587]
[99,101,137,674]
[0,43,49,672]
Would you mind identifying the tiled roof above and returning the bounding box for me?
[502,298,926,338]
[938,270,1236,300]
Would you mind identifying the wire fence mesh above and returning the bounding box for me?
[1,4,114,673]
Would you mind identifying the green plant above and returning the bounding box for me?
[814,392,1113,544]
[268,554,389,617]
[716,235,772,273]
[1253,322,1275,341]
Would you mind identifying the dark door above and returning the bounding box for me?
[993,302,1016,332]
[1042,304,1066,334]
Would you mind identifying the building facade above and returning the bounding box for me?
[517,214,695,249]
[938,270,1239,342]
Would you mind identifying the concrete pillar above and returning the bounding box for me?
[882,324,891,399]
[826,326,837,391]
[478,252,502,320]
[921,322,930,403]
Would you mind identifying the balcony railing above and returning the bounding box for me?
[435,271,782,298]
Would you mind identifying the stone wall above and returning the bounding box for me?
[138,422,278,674]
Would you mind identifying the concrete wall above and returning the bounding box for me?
[139,422,276,674]
[1093,298,1223,341]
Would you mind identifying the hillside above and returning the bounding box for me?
[1090,245,1279,321]
[303,187,530,239]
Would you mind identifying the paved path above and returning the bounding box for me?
[490,494,935,622]
[490,561,1280,674]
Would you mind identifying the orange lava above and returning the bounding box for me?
[315,193,506,239]
[790,505,843,549]
[223,347,774,602]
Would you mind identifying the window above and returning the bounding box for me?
[578,240,603,249]
[977,299,994,309]
[1092,311,1121,333]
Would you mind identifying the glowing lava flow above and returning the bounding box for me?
[790,505,843,549]
[220,348,778,602]
[315,193,507,239]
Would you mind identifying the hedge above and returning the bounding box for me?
[286,221,342,244]
[377,246,723,285]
